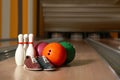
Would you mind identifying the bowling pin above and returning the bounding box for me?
[26,33,36,62]
[23,34,28,53]
[15,34,25,66]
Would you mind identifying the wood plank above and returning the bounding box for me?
[44,17,120,22]
[0,0,2,39]
[10,0,18,38]
[44,22,120,32]
[44,13,120,17]
[41,0,115,4]
[43,7,120,13]
[43,4,120,32]
[42,4,120,8]
[22,0,28,34]
[0,40,119,80]
[1,0,10,39]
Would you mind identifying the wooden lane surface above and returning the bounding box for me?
[98,39,120,50]
[0,40,119,80]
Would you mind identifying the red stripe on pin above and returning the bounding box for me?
[29,42,33,44]
[18,42,23,44]
[24,42,28,44]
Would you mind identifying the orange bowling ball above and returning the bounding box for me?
[42,42,67,67]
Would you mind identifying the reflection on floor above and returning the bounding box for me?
[0,40,17,61]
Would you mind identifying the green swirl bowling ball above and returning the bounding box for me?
[60,41,75,64]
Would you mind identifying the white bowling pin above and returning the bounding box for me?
[23,34,28,53]
[15,34,25,66]
[26,34,36,60]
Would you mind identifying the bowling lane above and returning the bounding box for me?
[98,39,120,50]
[0,40,119,80]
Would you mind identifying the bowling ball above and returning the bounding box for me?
[35,42,48,56]
[34,42,40,48]
[60,41,75,64]
[42,42,67,67]
[34,42,41,56]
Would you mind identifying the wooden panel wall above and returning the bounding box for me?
[42,4,120,32]
[41,0,116,4]
[0,0,1,39]
[10,0,18,38]
[0,0,38,39]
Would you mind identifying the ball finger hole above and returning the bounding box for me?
[49,50,51,52]
[48,53,50,55]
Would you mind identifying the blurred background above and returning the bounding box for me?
[1,0,120,77]
[0,0,120,40]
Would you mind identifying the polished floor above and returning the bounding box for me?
[0,39,119,80]
[99,39,120,50]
